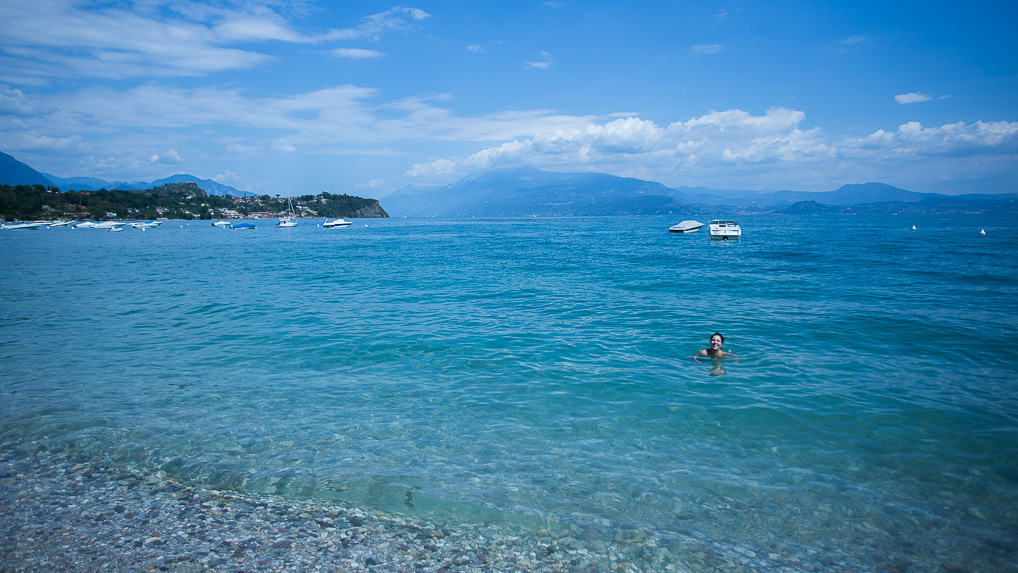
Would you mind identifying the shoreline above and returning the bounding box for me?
[0,451,655,572]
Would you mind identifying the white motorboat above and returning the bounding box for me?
[48,220,73,228]
[74,221,98,228]
[130,220,161,229]
[668,220,704,233]
[212,220,231,227]
[1,221,49,230]
[708,219,742,240]
[93,220,125,230]
[323,218,352,228]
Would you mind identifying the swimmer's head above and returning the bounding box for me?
[710,332,724,349]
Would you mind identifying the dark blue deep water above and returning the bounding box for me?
[2,215,1017,570]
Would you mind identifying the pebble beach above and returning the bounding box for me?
[1,452,606,573]
[4,451,777,572]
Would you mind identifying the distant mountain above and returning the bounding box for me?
[0,149,251,196]
[382,167,685,216]
[43,171,252,196]
[0,151,53,187]
[43,174,147,191]
[150,174,251,196]
[382,169,972,216]
[674,182,926,208]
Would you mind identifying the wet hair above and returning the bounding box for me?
[710,332,724,343]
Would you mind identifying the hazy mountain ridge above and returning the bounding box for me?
[1,150,252,196]
[5,150,1013,215]
[381,168,1011,216]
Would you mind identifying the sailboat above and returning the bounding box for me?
[277,197,297,227]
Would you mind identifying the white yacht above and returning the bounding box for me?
[212,220,231,227]
[93,220,125,230]
[1,221,49,230]
[668,220,704,233]
[708,219,742,240]
[323,218,352,228]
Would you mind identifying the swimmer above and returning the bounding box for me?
[694,332,738,362]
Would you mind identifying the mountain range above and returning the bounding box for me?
[381,167,1016,216]
[0,151,252,196]
[4,150,1014,215]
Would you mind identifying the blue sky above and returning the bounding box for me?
[1,1,1016,196]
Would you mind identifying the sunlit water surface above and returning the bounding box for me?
[2,215,1016,570]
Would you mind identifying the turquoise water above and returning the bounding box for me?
[2,215,1017,569]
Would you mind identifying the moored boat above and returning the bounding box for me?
[277,198,298,227]
[230,222,256,230]
[323,218,352,228]
[668,220,704,233]
[1,221,49,230]
[708,219,742,240]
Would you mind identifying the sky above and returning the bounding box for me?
[1,0,1016,197]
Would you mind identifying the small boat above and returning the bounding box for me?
[212,220,231,227]
[708,219,742,240]
[2,221,49,230]
[48,220,73,228]
[230,222,256,230]
[130,220,161,229]
[93,221,125,230]
[323,218,352,228]
[73,221,98,228]
[668,220,704,233]
[277,197,298,227]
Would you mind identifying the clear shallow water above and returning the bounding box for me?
[2,215,1017,570]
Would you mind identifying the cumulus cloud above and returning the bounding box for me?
[849,120,1018,154]
[404,108,1018,190]
[149,149,182,164]
[895,92,933,104]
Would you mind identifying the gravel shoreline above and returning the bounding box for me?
[1,451,683,572]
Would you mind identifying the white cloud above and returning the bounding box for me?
[849,120,1018,154]
[691,44,724,55]
[400,108,1018,191]
[0,2,430,81]
[149,149,182,164]
[333,48,385,60]
[323,6,430,41]
[526,51,555,70]
[895,92,933,104]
